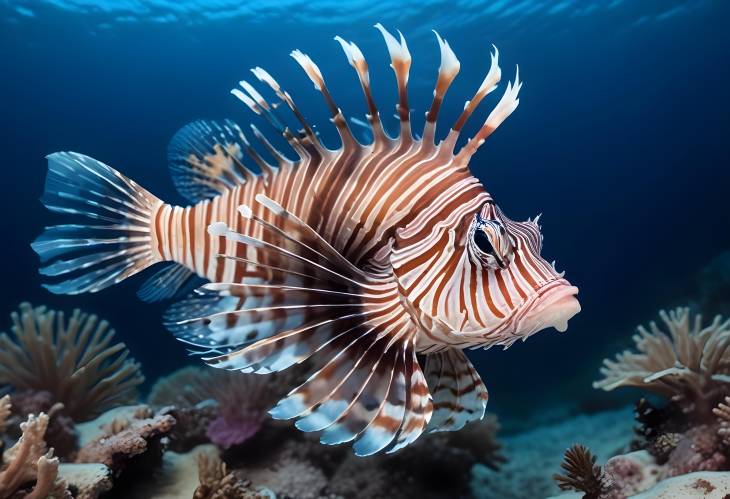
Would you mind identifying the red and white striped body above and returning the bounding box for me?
[35,24,580,455]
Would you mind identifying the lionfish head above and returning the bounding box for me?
[455,200,580,348]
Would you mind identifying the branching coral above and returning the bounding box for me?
[0,410,70,499]
[553,444,609,499]
[594,307,730,420]
[0,303,145,422]
[194,452,273,499]
[329,416,504,499]
[713,396,730,447]
[148,366,293,449]
[7,391,77,459]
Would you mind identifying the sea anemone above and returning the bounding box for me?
[593,307,730,420]
[148,366,293,449]
[0,303,145,422]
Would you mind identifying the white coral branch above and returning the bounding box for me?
[594,307,730,416]
[714,396,730,446]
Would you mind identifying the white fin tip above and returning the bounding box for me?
[238,204,253,219]
[207,221,229,237]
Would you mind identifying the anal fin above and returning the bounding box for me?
[424,348,488,433]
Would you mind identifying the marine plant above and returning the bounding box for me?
[553,444,609,499]
[0,303,145,422]
[593,307,730,420]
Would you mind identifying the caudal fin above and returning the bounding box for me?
[32,152,163,294]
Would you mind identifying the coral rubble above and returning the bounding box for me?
[0,303,145,422]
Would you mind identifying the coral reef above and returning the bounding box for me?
[471,406,635,499]
[114,444,217,499]
[157,404,218,453]
[58,463,113,499]
[194,451,273,499]
[0,303,145,422]
[148,366,293,449]
[589,306,730,489]
[75,408,175,477]
[6,390,77,459]
[713,396,730,447]
[0,405,70,499]
[594,307,730,421]
[553,444,608,499]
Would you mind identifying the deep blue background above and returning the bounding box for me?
[1,0,728,430]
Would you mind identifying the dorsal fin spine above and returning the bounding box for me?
[250,66,325,154]
[455,65,521,163]
[236,127,276,181]
[290,50,358,150]
[374,24,413,143]
[423,31,461,146]
[250,124,291,167]
[334,36,389,145]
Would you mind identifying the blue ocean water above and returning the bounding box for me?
[0,0,728,432]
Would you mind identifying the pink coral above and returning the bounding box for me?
[207,414,262,450]
[665,426,726,477]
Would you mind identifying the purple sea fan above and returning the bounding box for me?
[204,371,279,449]
[148,366,295,449]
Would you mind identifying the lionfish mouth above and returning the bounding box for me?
[518,280,580,335]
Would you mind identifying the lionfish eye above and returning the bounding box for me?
[473,229,495,255]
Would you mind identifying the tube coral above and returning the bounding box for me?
[593,307,730,420]
[0,303,145,421]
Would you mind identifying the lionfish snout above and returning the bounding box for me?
[518,279,580,335]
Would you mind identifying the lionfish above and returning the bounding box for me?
[33,25,580,455]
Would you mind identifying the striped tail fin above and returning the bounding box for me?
[32,152,163,294]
